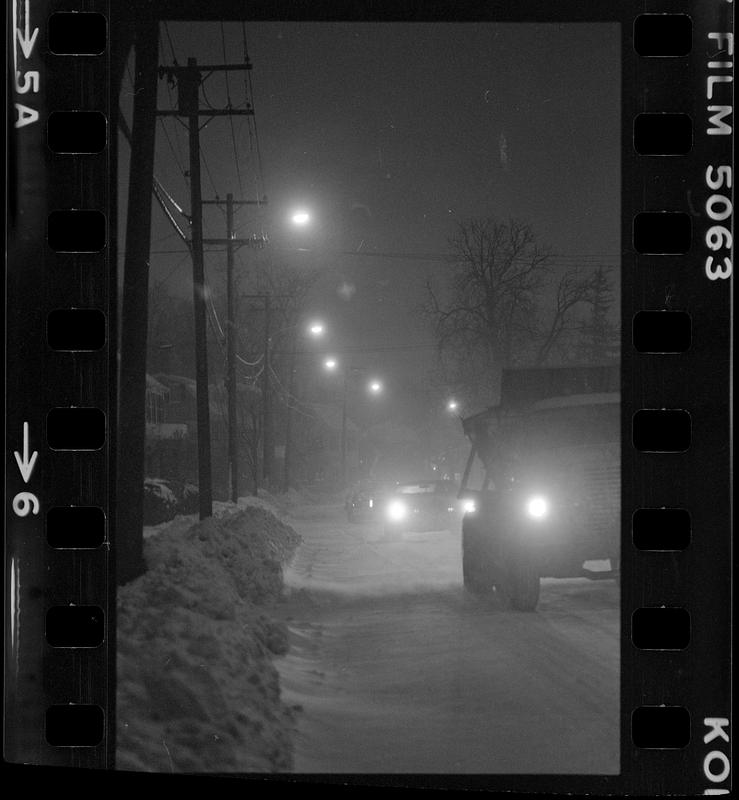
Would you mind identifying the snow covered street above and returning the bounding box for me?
[276,502,620,774]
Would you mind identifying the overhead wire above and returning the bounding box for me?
[163,21,179,66]
[158,118,188,181]
[221,21,245,198]
[267,364,318,418]
[199,147,221,201]
[148,244,620,271]
[242,22,266,208]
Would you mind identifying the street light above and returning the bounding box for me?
[291,210,310,226]
[447,399,459,412]
[322,363,385,488]
[281,319,326,493]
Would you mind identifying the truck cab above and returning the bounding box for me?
[459,364,620,611]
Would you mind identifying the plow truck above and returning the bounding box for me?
[459,364,620,611]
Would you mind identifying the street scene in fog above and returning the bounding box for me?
[116,20,621,774]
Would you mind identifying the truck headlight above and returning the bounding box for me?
[461,498,477,514]
[525,495,549,520]
[387,500,408,521]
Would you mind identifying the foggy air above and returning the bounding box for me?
[116,20,621,775]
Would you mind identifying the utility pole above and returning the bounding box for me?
[226,194,237,503]
[340,370,349,487]
[202,195,268,504]
[242,293,292,490]
[282,331,298,493]
[118,19,158,584]
[184,58,212,519]
[262,293,273,488]
[158,56,256,518]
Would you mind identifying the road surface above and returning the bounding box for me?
[276,502,620,774]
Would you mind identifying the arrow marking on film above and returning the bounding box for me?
[14,422,38,484]
[16,0,39,61]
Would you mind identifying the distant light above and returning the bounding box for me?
[387,500,407,522]
[369,380,383,394]
[526,495,549,520]
[324,358,338,371]
[308,322,325,337]
[447,399,459,412]
[291,210,310,226]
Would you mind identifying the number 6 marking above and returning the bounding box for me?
[13,491,39,517]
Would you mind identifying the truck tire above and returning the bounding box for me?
[500,557,540,611]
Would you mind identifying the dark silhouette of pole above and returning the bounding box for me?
[262,294,273,488]
[201,196,268,503]
[118,20,158,584]
[184,57,213,519]
[340,370,349,487]
[157,57,257,515]
[282,330,298,492]
[225,193,238,503]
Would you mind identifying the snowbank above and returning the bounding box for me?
[116,502,301,773]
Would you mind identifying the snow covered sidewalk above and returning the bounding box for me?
[116,500,301,773]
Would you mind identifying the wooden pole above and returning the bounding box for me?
[225,193,239,503]
[117,20,158,584]
[184,57,213,518]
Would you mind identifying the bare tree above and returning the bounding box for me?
[574,267,619,363]
[531,269,603,365]
[425,217,602,402]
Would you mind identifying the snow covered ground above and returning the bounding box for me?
[275,502,620,774]
[115,492,619,776]
[116,495,301,773]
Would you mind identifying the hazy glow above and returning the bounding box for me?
[387,500,407,521]
[447,400,459,412]
[308,322,325,337]
[291,210,310,226]
[461,498,476,514]
[526,496,549,520]
[324,358,338,371]
[369,380,383,394]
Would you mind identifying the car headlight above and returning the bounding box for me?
[387,500,407,521]
[525,495,549,520]
[461,498,477,514]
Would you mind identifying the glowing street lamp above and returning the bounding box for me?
[291,210,310,226]
[368,380,383,394]
[324,357,338,371]
[447,399,459,413]
[283,320,328,493]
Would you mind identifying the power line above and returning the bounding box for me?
[242,22,265,203]
[147,245,620,267]
[200,147,221,203]
[270,246,621,266]
[221,22,245,198]
[163,21,179,66]
[157,117,188,180]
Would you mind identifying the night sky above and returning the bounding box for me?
[119,20,620,430]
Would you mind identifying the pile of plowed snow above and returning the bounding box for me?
[116,501,301,773]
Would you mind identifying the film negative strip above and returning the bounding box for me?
[5,0,733,793]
